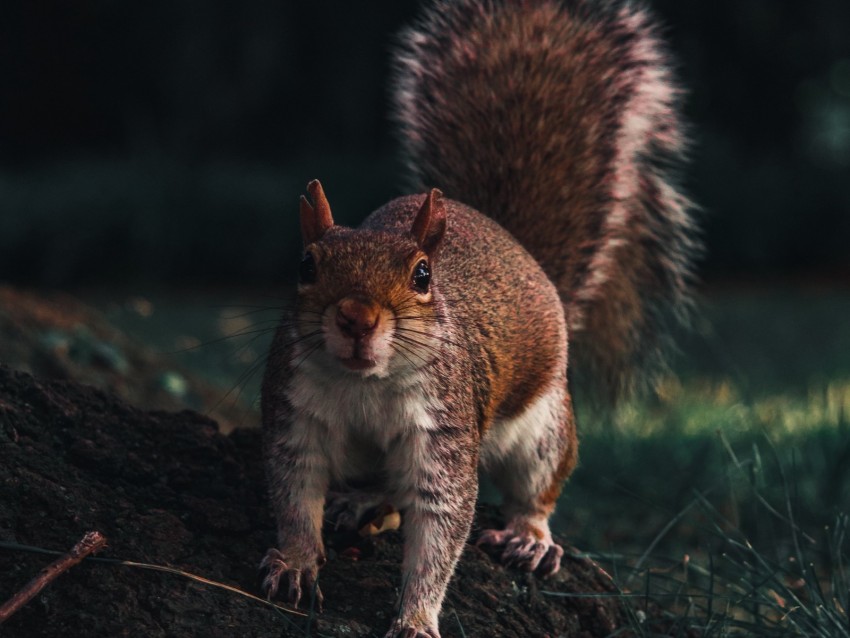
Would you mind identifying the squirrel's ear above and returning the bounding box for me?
[411,188,446,255]
[300,179,334,245]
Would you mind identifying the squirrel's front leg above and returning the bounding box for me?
[385,424,477,638]
[261,412,329,610]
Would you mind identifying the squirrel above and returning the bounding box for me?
[260,1,696,637]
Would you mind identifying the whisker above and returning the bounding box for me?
[165,326,279,354]
[392,341,431,366]
[213,307,286,320]
[214,301,325,316]
[393,301,444,312]
[393,312,448,321]
[390,343,417,368]
[393,326,460,348]
[274,320,324,330]
[391,301,424,315]
[207,352,270,416]
[278,331,324,351]
[392,330,438,357]
[290,340,325,374]
[394,333,441,355]
[228,327,281,365]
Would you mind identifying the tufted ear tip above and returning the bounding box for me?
[300,179,334,245]
[411,188,446,254]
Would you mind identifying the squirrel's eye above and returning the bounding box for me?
[412,260,431,293]
[299,252,317,284]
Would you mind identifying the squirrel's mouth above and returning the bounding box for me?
[337,356,377,371]
[321,302,392,374]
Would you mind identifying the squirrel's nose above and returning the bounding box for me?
[336,298,380,339]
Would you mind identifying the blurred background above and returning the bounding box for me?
[1,0,849,287]
[2,2,850,629]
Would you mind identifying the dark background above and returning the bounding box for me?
[1,0,849,287]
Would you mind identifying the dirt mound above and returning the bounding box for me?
[0,363,630,637]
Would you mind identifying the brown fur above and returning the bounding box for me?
[395,0,697,399]
[363,196,567,434]
[261,1,696,636]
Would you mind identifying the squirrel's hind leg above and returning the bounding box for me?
[478,380,578,575]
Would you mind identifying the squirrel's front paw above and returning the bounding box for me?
[477,525,564,576]
[384,624,440,638]
[384,609,440,638]
[260,548,324,611]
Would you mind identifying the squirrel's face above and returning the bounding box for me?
[290,182,446,379]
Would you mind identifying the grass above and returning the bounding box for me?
[573,433,850,637]
[550,289,850,636]
[554,420,850,635]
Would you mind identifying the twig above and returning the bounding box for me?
[0,531,106,624]
[0,539,308,619]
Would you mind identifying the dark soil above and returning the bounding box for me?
[0,286,646,637]
[0,362,630,637]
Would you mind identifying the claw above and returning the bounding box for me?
[287,568,303,608]
[537,544,564,576]
[385,611,440,638]
[260,548,289,599]
[259,548,324,612]
[385,625,440,638]
[304,571,324,613]
[476,528,511,547]
[477,527,563,576]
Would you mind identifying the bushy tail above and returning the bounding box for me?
[392,0,699,400]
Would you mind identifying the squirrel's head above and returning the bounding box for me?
[292,180,446,378]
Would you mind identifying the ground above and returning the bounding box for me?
[3,284,848,636]
[0,288,645,637]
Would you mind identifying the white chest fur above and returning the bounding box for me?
[285,360,440,483]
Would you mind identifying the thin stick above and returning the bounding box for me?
[0,531,106,624]
[0,539,308,619]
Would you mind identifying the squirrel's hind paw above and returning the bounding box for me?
[477,527,564,576]
[325,489,388,532]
